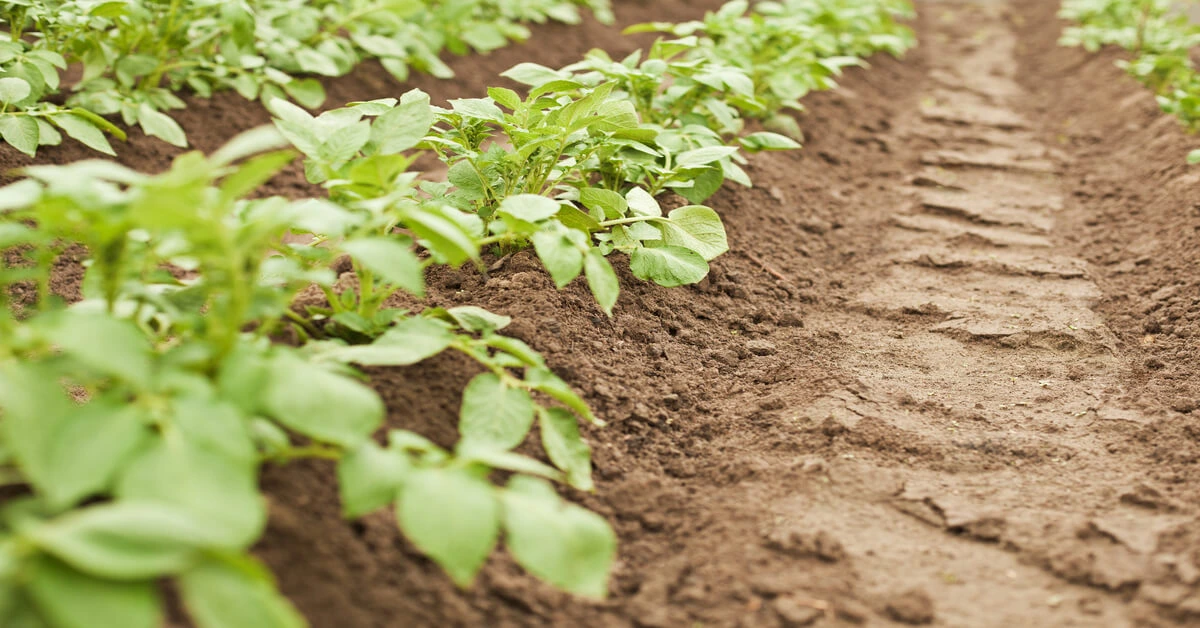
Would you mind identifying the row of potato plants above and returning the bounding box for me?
[0,0,614,156]
[0,0,915,626]
[1059,0,1200,162]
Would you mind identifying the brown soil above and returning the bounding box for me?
[7,0,1200,626]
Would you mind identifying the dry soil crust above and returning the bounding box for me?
[6,0,1200,627]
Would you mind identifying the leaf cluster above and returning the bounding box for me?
[628,0,916,138]
[1060,0,1200,161]
[0,128,613,626]
[0,0,613,155]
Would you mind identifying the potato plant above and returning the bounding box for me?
[0,0,917,624]
[279,86,733,315]
[1059,0,1200,160]
[0,129,613,626]
[629,0,916,138]
[0,0,613,156]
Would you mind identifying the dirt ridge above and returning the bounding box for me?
[7,0,1200,626]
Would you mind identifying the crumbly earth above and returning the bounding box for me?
[6,0,1200,626]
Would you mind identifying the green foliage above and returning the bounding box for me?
[282,86,731,314]
[1060,0,1200,159]
[629,0,916,138]
[0,0,613,156]
[0,129,610,625]
[0,0,918,623]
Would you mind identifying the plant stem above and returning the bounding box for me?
[266,444,344,464]
[598,215,660,228]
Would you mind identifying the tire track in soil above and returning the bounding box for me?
[10,1,1199,627]
[743,2,1200,626]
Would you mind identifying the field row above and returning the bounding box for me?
[0,0,613,155]
[0,1,915,626]
[1059,0,1200,161]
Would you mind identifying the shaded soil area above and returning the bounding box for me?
[5,0,1200,626]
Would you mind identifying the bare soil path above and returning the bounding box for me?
[761,2,1192,625]
[7,0,1200,626]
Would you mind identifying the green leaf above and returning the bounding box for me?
[502,476,615,598]
[738,131,801,151]
[448,98,505,122]
[482,335,545,367]
[445,306,511,333]
[26,502,214,580]
[210,126,290,166]
[556,205,602,232]
[530,230,584,288]
[26,556,161,628]
[583,249,619,315]
[317,119,370,163]
[629,245,708,287]
[116,435,264,549]
[337,440,409,518]
[660,206,728,261]
[295,48,341,76]
[267,98,313,125]
[282,78,326,109]
[499,194,561,223]
[42,404,149,510]
[455,447,562,481]
[172,397,256,464]
[675,145,739,169]
[580,189,628,221]
[460,373,536,450]
[539,408,594,491]
[46,311,153,384]
[397,467,499,587]
[260,352,384,447]
[219,150,297,201]
[326,317,455,366]
[501,63,568,86]
[52,113,116,155]
[674,166,724,205]
[68,108,127,140]
[625,187,662,217]
[371,90,433,154]
[446,160,485,198]
[525,367,600,426]
[0,364,73,499]
[0,179,41,211]
[1188,148,1200,165]
[404,206,479,266]
[137,104,187,147]
[341,237,425,297]
[462,22,509,52]
[179,554,306,628]
[0,77,31,104]
[0,115,39,156]
[487,87,522,111]
[216,346,273,416]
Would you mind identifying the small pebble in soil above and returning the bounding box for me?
[885,589,935,625]
[1171,399,1198,414]
[835,599,871,624]
[778,311,805,327]
[772,596,824,627]
[746,339,779,356]
[800,457,828,474]
[765,528,847,563]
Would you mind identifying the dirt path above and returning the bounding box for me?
[7,1,1199,626]
[765,2,1187,625]
[720,1,1200,625]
